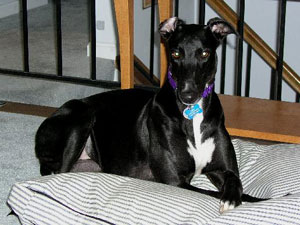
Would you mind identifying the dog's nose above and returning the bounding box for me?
[181,91,194,101]
[178,82,199,105]
[178,90,198,105]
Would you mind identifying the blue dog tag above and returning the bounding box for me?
[183,104,203,120]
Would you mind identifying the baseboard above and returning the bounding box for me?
[87,42,117,61]
[0,101,56,117]
[0,0,48,19]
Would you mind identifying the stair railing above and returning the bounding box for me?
[142,0,300,101]
[205,0,300,96]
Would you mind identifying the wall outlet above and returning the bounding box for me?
[97,20,105,30]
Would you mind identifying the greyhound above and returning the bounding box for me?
[35,17,263,213]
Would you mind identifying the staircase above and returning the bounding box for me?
[115,0,300,143]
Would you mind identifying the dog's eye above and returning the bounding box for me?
[171,51,181,59]
[201,50,210,58]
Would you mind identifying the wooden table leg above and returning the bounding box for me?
[158,0,173,87]
[114,0,134,89]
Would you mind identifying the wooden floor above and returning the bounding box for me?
[0,101,56,117]
[1,95,299,144]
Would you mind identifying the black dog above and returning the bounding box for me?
[36,17,261,213]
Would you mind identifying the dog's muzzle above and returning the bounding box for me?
[177,89,200,106]
[167,66,214,106]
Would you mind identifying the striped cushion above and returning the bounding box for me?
[7,139,300,224]
[191,139,300,199]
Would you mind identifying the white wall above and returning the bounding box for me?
[282,1,300,102]
[134,1,161,79]
[93,0,118,60]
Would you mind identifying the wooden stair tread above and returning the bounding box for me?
[220,95,300,144]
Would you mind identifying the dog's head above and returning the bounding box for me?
[159,17,235,105]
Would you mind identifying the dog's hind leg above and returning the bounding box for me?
[59,113,96,173]
[35,99,97,175]
[70,133,102,173]
[36,116,67,176]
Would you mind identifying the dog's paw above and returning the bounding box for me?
[219,200,236,214]
[219,175,243,213]
[219,194,242,214]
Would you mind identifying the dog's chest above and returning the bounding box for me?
[186,105,215,175]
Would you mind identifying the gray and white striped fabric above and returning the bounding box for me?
[7,139,300,225]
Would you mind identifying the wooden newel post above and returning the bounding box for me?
[114,0,134,89]
[158,0,173,87]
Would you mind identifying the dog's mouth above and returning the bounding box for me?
[177,82,215,106]
[177,91,200,106]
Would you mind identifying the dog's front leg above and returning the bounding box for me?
[207,171,243,213]
[149,148,184,186]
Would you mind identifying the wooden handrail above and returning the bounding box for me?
[206,0,300,94]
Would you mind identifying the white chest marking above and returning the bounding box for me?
[187,101,215,175]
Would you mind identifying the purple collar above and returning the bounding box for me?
[167,66,214,98]
[167,67,177,89]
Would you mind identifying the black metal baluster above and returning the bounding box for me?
[220,37,227,94]
[55,0,63,76]
[270,69,276,100]
[90,0,96,80]
[199,0,205,25]
[245,44,252,97]
[296,93,300,103]
[235,0,245,96]
[175,0,179,17]
[149,0,155,80]
[21,0,29,72]
[273,0,287,101]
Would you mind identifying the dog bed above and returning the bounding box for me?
[7,139,300,225]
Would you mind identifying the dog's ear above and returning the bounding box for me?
[207,17,236,41]
[159,17,185,40]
